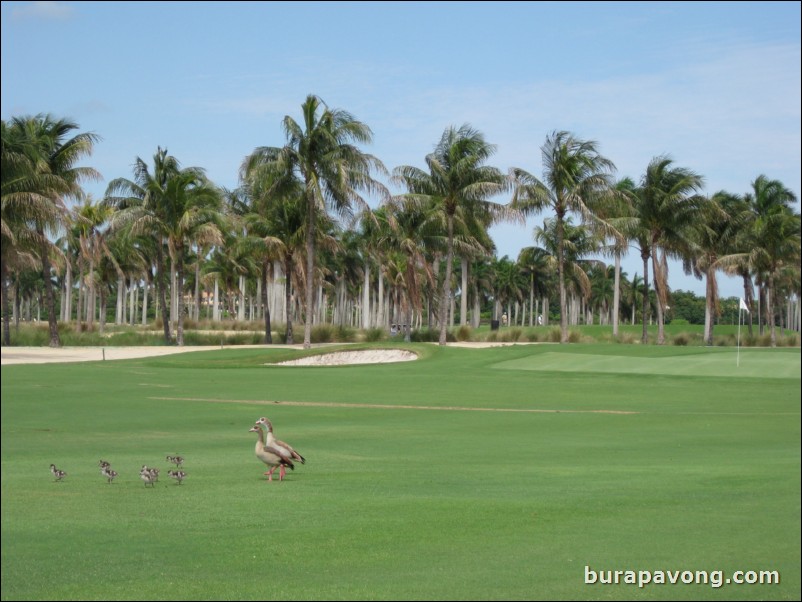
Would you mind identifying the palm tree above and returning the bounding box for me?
[69,197,114,330]
[394,124,512,345]
[106,148,223,345]
[744,176,800,346]
[2,115,100,347]
[106,148,178,342]
[517,246,552,327]
[631,156,704,344]
[604,177,637,335]
[511,131,617,343]
[626,273,645,326]
[693,192,748,345]
[533,217,600,326]
[243,95,387,349]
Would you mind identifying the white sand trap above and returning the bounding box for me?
[276,349,418,366]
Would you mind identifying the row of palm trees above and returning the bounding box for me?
[2,98,800,348]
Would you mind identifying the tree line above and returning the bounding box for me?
[2,96,800,348]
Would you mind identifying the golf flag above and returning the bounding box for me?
[739,298,750,313]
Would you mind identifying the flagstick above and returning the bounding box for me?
[737,308,741,368]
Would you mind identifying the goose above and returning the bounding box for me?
[50,464,66,482]
[102,466,118,484]
[249,424,294,482]
[257,417,306,468]
[166,455,184,468]
[168,470,186,485]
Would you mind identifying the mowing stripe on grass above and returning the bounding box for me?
[149,396,638,414]
[150,397,799,416]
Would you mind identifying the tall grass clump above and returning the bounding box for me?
[548,327,562,343]
[410,328,455,343]
[499,328,522,342]
[567,329,583,343]
[614,332,637,344]
[673,332,691,346]
[311,323,336,343]
[456,325,473,342]
[364,327,387,342]
[714,334,736,347]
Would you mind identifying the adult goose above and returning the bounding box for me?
[249,424,294,482]
[257,417,306,468]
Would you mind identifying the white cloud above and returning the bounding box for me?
[11,1,73,20]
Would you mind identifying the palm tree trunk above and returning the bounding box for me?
[156,244,172,343]
[142,281,149,326]
[87,258,96,328]
[439,216,455,345]
[39,230,61,347]
[262,259,272,344]
[704,265,716,345]
[303,195,315,349]
[1,259,11,346]
[460,257,468,326]
[176,245,185,346]
[363,262,370,330]
[651,251,666,344]
[742,272,754,337]
[170,260,178,329]
[556,214,568,344]
[285,255,294,345]
[613,253,621,336]
[213,277,220,322]
[238,275,245,322]
[641,250,650,344]
[99,288,107,335]
[767,275,776,347]
[64,262,72,323]
[377,271,384,329]
[194,257,201,322]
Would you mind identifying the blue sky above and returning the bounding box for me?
[2,1,800,299]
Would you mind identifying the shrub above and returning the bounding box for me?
[672,332,691,346]
[526,331,541,342]
[615,332,637,344]
[456,325,473,342]
[714,334,736,347]
[364,328,386,342]
[567,329,582,343]
[311,324,335,343]
[548,327,562,343]
[499,328,522,342]
[410,328,455,343]
[334,325,357,343]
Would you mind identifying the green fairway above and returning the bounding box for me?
[1,344,800,601]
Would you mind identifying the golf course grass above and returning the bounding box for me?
[1,343,799,600]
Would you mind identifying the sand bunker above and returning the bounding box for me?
[276,349,418,366]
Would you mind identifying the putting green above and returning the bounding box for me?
[493,349,801,379]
